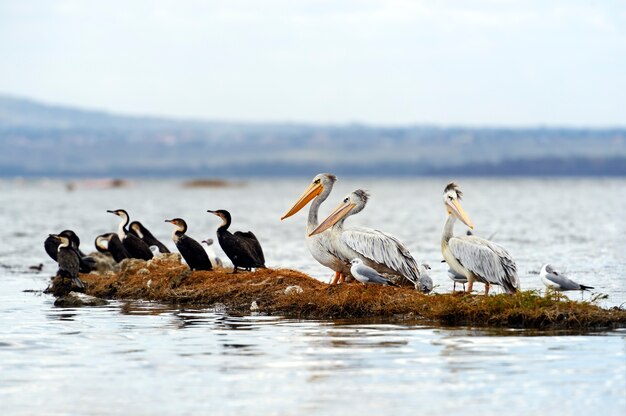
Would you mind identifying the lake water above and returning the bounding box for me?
[0,178,625,415]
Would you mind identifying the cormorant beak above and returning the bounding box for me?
[164,219,173,224]
[308,200,356,236]
[447,199,474,229]
[49,234,60,240]
[107,210,118,216]
[207,210,216,215]
[281,182,323,220]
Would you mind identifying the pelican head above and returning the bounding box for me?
[281,173,337,220]
[164,218,187,233]
[443,183,474,229]
[309,189,369,236]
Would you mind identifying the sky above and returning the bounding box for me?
[0,0,625,126]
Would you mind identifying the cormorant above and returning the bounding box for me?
[95,233,130,263]
[107,209,153,261]
[165,218,212,271]
[49,233,85,291]
[207,210,265,273]
[44,230,96,273]
[129,221,170,253]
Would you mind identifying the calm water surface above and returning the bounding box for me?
[0,178,624,415]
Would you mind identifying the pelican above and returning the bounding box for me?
[281,173,350,284]
[540,264,594,296]
[441,183,519,295]
[309,189,422,286]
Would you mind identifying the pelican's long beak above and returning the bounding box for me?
[447,199,474,229]
[308,200,356,236]
[281,182,323,220]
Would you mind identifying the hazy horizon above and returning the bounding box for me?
[1,1,625,127]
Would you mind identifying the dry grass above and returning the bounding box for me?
[80,255,626,330]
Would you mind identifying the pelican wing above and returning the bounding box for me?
[448,235,519,293]
[342,227,420,283]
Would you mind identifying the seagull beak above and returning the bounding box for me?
[309,200,356,236]
[447,199,474,229]
[281,182,323,220]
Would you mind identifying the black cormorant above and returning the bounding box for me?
[44,230,96,273]
[165,218,212,271]
[49,233,85,291]
[107,209,153,260]
[207,209,265,273]
[95,233,130,263]
[129,221,170,253]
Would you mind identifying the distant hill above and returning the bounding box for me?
[1,94,625,177]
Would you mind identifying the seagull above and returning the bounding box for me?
[350,258,398,287]
[540,264,594,298]
[417,264,434,294]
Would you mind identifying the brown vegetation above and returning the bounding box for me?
[80,255,626,330]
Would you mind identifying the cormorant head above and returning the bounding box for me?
[308,189,370,236]
[443,182,474,229]
[50,233,71,248]
[164,218,187,233]
[129,221,144,238]
[281,173,337,220]
[59,230,80,248]
[107,209,129,219]
[207,210,231,226]
[94,234,111,252]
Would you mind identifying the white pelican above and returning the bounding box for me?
[540,264,593,295]
[309,189,422,286]
[281,173,350,284]
[441,183,519,295]
[350,258,398,286]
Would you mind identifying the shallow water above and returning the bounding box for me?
[0,178,625,415]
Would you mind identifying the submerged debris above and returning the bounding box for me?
[54,292,108,307]
[74,255,626,330]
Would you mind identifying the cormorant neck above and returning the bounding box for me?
[217,216,231,233]
[117,214,129,239]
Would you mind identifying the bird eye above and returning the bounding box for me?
[314,179,320,184]
[343,198,349,203]
[448,195,453,200]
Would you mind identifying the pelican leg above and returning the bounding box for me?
[330,271,341,285]
[466,275,474,293]
[338,272,346,284]
[484,282,490,296]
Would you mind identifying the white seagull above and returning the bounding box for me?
[350,258,397,286]
[540,264,594,295]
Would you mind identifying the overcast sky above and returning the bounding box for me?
[0,1,624,126]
